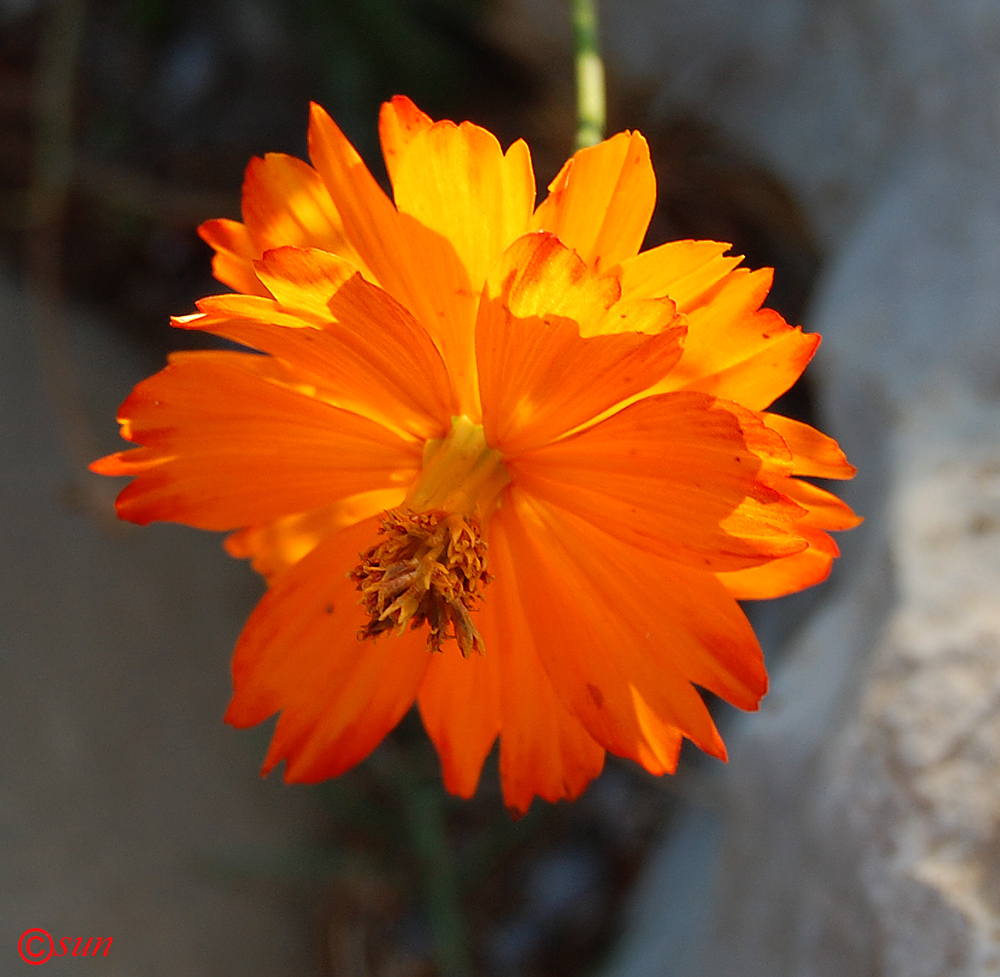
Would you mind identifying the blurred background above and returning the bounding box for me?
[3,0,998,975]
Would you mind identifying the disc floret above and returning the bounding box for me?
[351,416,509,655]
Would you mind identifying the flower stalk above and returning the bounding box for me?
[570,0,606,149]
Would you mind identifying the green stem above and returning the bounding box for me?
[570,0,606,149]
[402,779,471,977]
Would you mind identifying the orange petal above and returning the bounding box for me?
[241,152,365,263]
[496,487,768,769]
[718,526,841,599]
[92,350,421,529]
[251,246,357,319]
[531,131,655,271]
[379,95,434,187]
[764,413,857,479]
[485,512,607,815]
[781,477,862,531]
[387,111,535,413]
[677,315,819,410]
[390,115,535,294]
[306,102,411,300]
[198,150,374,293]
[658,265,819,409]
[225,518,432,782]
[718,475,860,599]
[477,233,685,454]
[511,391,807,572]
[224,487,406,582]
[186,255,458,440]
[417,636,502,800]
[308,101,480,412]
[198,218,269,296]
[617,239,744,308]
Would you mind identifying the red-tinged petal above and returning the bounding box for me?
[390,116,535,294]
[251,246,356,319]
[224,487,406,582]
[488,231,621,323]
[94,350,421,529]
[198,218,270,296]
[485,513,606,815]
[198,151,374,293]
[496,488,767,769]
[764,413,857,479]
[387,112,535,414]
[478,233,685,454]
[308,101,481,413]
[240,152,374,281]
[417,638,502,799]
[655,264,819,409]
[531,131,655,271]
[678,318,819,409]
[511,391,807,572]
[241,153,355,253]
[717,476,860,599]
[379,95,434,186]
[616,239,743,308]
[187,258,458,441]
[178,297,321,332]
[781,477,863,531]
[306,102,411,298]
[225,518,432,782]
[718,526,841,599]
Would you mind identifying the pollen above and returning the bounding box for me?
[351,508,490,656]
[351,415,508,656]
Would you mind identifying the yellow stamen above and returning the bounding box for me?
[351,416,509,655]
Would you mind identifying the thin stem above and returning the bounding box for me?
[403,780,471,977]
[570,0,606,149]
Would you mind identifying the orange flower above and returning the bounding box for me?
[92,97,859,815]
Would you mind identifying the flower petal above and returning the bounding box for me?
[496,487,767,770]
[224,487,406,582]
[225,518,432,781]
[251,245,356,319]
[185,252,458,441]
[659,265,819,409]
[417,638,501,800]
[390,115,535,295]
[379,95,434,186]
[306,102,412,298]
[92,350,421,529]
[718,526,841,599]
[717,476,860,598]
[617,239,744,308]
[511,391,808,571]
[781,477,862,531]
[477,233,685,454]
[241,153,362,260]
[485,514,607,815]
[198,217,268,296]
[199,150,373,293]
[531,131,655,271]
[308,101,482,412]
[764,413,857,479]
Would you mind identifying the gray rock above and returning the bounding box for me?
[0,268,323,976]
[483,0,1000,974]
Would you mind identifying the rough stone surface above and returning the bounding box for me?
[637,391,1000,977]
[485,1,1000,975]
[604,0,1000,251]
[0,270,324,976]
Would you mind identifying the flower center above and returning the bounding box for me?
[350,416,509,656]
